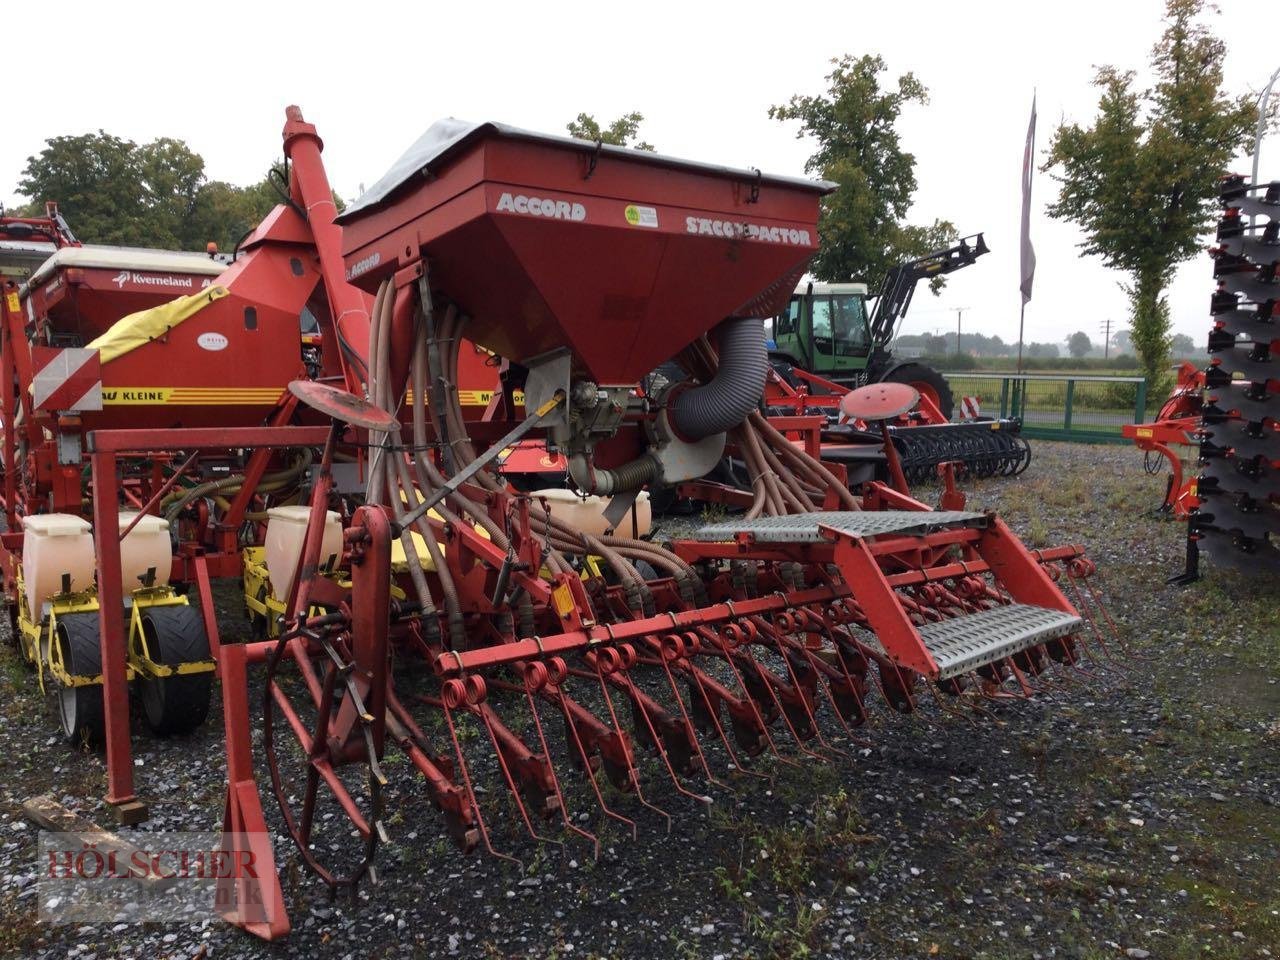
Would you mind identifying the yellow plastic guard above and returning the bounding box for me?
[86,286,229,364]
[391,505,491,572]
[552,583,575,618]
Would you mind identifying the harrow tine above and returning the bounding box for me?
[1078,570,1129,655]
[519,676,600,858]
[383,692,483,850]
[589,656,673,831]
[792,616,876,744]
[735,645,828,762]
[439,691,521,867]
[680,658,770,785]
[924,679,981,727]
[475,702,561,848]
[547,684,637,843]
[1005,658,1036,699]
[1062,571,1127,668]
[764,626,859,755]
[749,616,845,758]
[951,680,1005,722]
[650,637,733,791]
[695,626,797,769]
[825,623,886,730]
[612,658,714,806]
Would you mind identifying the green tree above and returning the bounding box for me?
[135,137,207,249]
[1170,331,1199,356]
[770,54,956,288]
[1043,0,1260,389]
[924,334,948,355]
[185,177,277,252]
[16,129,309,253]
[1068,331,1093,358]
[1028,342,1061,359]
[17,132,149,245]
[566,112,654,151]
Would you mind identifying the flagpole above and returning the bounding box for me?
[1017,89,1036,378]
[1017,302,1026,374]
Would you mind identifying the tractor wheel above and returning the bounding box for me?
[878,363,955,420]
[54,613,105,745]
[138,605,211,737]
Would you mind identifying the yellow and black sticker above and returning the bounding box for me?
[101,387,283,405]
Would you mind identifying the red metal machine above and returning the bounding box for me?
[4,109,1117,941]
[1123,361,1204,519]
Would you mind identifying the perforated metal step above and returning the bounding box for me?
[917,603,1081,679]
[693,510,987,543]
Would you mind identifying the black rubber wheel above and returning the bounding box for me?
[54,613,105,745]
[138,605,211,736]
[877,363,955,420]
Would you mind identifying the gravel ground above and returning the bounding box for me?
[0,440,1276,960]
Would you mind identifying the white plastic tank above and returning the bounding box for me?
[264,506,343,602]
[531,489,651,539]
[117,511,173,591]
[21,514,95,616]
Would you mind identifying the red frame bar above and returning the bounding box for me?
[434,584,850,674]
[85,424,339,819]
[87,425,334,454]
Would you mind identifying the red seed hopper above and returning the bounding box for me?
[338,120,832,384]
[16,228,336,435]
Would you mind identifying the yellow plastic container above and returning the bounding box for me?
[21,514,95,615]
[117,511,173,591]
[264,506,343,602]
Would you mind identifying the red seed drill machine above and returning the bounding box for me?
[1,108,1116,939]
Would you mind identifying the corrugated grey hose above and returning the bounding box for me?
[669,316,767,440]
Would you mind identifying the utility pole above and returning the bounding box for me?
[954,307,966,356]
[1098,317,1112,360]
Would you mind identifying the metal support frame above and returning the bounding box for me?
[85,424,337,822]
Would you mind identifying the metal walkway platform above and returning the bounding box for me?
[693,510,987,543]
[917,603,1081,679]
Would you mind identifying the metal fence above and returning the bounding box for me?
[942,373,1149,444]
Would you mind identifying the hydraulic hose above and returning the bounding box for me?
[566,452,658,496]
[162,450,313,522]
[364,279,392,504]
[669,316,767,440]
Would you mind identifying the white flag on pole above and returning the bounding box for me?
[1020,95,1037,305]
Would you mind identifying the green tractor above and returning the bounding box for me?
[768,233,989,419]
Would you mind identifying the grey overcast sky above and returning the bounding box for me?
[3,0,1273,350]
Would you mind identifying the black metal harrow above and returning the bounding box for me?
[1195,175,1280,574]
[890,420,1032,484]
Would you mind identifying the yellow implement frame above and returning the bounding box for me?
[12,568,215,693]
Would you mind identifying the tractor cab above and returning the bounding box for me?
[771,280,872,377]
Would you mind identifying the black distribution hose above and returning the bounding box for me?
[669,317,768,440]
